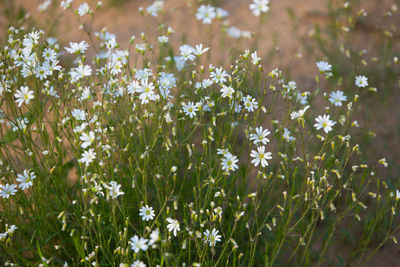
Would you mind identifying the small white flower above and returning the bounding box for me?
[158,36,168,43]
[290,105,310,120]
[329,90,347,106]
[38,0,51,12]
[139,205,155,221]
[166,218,180,237]
[16,170,36,190]
[7,225,18,234]
[65,41,89,54]
[316,61,332,72]
[193,44,209,56]
[148,228,160,246]
[243,95,258,112]
[314,114,336,133]
[71,109,87,121]
[131,260,146,267]
[251,51,261,65]
[210,67,229,84]
[282,128,295,142]
[249,0,270,16]
[216,7,229,18]
[179,44,196,62]
[250,146,272,168]
[146,1,163,17]
[355,75,368,87]
[104,181,124,199]
[221,153,239,172]
[249,126,270,145]
[220,85,235,99]
[196,5,216,24]
[69,65,92,82]
[14,86,34,107]
[80,131,95,149]
[79,149,96,166]
[182,101,199,118]
[60,0,73,10]
[203,228,222,247]
[130,235,148,253]
[77,2,91,16]
[0,184,18,198]
[135,68,153,81]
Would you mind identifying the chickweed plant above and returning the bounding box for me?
[304,0,400,98]
[0,0,398,266]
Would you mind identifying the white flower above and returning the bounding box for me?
[42,48,57,62]
[60,0,73,10]
[217,148,229,156]
[355,75,368,87]
[14,86,34,107]
[22,31,40,52]
[80,131,95,149]
[314,114,336,133]
[69,65,92,82]
[203,228,222,247]
[135,68,153,81]
[79,149,96,166]
[130,235,148,253]
[127,80,141,95]
[148,228,160,246]
[71,109,87,121]
[166,218,180,237]
[7,225,18,234]
[295,91,308,105]
[220,85,235,99]
[0,184,18,198]
[174,56,186,71]
[227,26,242,38]
[282,128,295,142]
[216,7,229,18]
[210,67,229,84]
[158,36,168,43]
[131,260,146,267]
[138,79,157,104]
[243,95,258,112]
[146,1,163,17]
[329,90,347,106]
[283,81,297,92]
[65,41,89,54]
[104,181,124,199]
[290,105,310,120]
[196,5,216,24]
[249,126,270,145]
[16,170,36,190]
[182,101,199,118]
[38,0,51,12]
[158,72,176,90]
[249,0,270,16]
[194,44,209,56]
[316,61,332,72]
[250,146,272,168]
[251,51,261,65]
[221,153,239,172]
[139,205,155,221]
[179,45,196,62]
[77,2,91,16]
[135,43,147,53]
